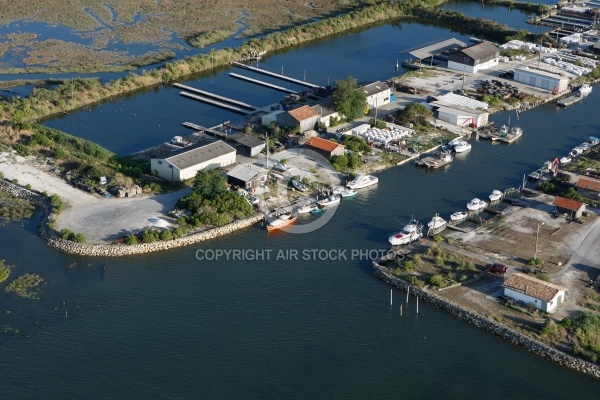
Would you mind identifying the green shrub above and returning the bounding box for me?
[141,230,158,243]
[434,256,445,268]
[60,228,74,240]
[124,235,138,245]
[432,234,443,242]
[430,274,446,288]
[159,230,173,241]
[11,179,18,184]
[51,194,64,212]
[74,233,86,243]
[528,257,542,266]
[560,317,572,328]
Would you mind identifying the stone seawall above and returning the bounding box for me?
[371,261,600,379]
[46,214,264,257]
[0,179,264,257]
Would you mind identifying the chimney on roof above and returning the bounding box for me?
[525,285,529,295]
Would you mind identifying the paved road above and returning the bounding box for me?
[552,213,600,319]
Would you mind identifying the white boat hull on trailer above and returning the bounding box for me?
[450,211,468,221]
[389,221,422,246]
[489,190,503,202]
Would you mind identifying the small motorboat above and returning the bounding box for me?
[448,137,462,148]
[489,190,503,202]
[466,198,488,211]
[266,214,297,231]
[340,189,357,198]
[571,147,584,157]
[317,195,341,207]
[578,83,592,96]
[297,204,318,214]
[291,178,308,192]
[560,156,572,165]
[347,174,378,189]
[453,141,472,153]
[450,211,468,222]
[331,186,345,195]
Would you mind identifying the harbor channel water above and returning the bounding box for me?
[2,13,600,399]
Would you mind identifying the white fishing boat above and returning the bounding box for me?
[427,213,447,235]
[453,140,472,153]
[388,221,423,246]
[273,162,292,172]
[331,186,345,195]
[340,189,358,197]
[346,173,378,189]
[450,211,468,222]
[297,204,318,214]
[466,198,488,211]
[578,83,592,96]
[448,137,462,148]
[317,195,341,207]
[266,214,297,231]
[489,190,503,202]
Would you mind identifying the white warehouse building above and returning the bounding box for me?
[513,67,569,93]
[151,140,236,182]
[428,101,489,128]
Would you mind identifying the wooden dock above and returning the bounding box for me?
[179,92,251,115]
[557,94,582,107]
[229,73,299,94]
[173,83,257,111]
[232,62,323,89]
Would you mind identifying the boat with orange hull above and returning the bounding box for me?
[266,214,297,232]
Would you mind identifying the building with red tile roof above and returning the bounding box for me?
[552,196,586,218]
[304,136,345,158]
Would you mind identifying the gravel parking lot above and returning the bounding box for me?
[0,152,190,243]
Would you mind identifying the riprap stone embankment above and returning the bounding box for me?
[371,260,600,379]
[0,179,264,257]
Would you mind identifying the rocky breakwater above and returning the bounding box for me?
[47,214,265,257]
[372,260,600,379]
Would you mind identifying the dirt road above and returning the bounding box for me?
[0,152,190,243]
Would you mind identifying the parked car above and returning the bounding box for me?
[485,263,507,274]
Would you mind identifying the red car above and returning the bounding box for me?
[485,263,507,274]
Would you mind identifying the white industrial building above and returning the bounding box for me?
[151,140,236,182]
[447,42,499,74]
[362,81,391,110]
[427,101,489,128]
[513,67,569,93]
[503,273,567,313]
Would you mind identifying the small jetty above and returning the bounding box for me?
[229,73,299,94]
[173,83,257,111]
[416,153,453,168]
[232,62,323,89]
[478,124,523,144]
[557,94,583,107]
[178,92,251,115]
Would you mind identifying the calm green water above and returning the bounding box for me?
[2,16,600,400]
